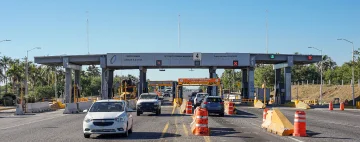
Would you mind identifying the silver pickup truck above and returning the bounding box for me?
[136,93,161,116]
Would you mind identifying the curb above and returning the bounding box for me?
[0,107,16,111]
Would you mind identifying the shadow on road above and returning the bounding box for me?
[304,130,351,140]
[209,127,252,138]
[146,113,183,117]
[234,109,258,118]
[92,132,181,140]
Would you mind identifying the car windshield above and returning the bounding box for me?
[140,95,158,99]
[89,102,124,112]
[207,98,222,102]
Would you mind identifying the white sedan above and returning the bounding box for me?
[83,100,135,138]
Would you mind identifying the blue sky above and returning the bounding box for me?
[0,0,360,82]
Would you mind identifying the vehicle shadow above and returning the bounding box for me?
[209,127,252,138]
[233,109,258,118]
[92,132,181,140]
[146,113,184,117]
[302,130,352,140]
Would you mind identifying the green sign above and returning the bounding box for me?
[270,54,275,59]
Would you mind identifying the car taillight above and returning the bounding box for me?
[204,102,208,104]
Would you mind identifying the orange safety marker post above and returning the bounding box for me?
[340,102,344,111]
[191,107,209,136]
[293,111,307,137]
[225,101,235,115]
[186,101,193,115]
[329,101,333,111]
[263,108,269,123]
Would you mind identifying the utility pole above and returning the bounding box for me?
[338,39,356,107]
[266,10,268,54]
[86,11,90,55]
[178,14,180,49]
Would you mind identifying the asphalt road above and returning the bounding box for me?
[237,105,360,142]
[1,92,358,142]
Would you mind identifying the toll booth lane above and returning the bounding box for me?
[236,105,360,142]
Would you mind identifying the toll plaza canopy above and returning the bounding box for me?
[34,52,321,105]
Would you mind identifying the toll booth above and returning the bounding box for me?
[274,83,285,104]
[177,78,222,99]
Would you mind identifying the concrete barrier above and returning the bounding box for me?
[77,102,93,111]
[261,108,294,136]
[295,101,311,109]
[63,103,79,114]
[180,99,187,114]
[26,103,33,113]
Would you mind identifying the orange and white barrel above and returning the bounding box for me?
[293,111,307,137]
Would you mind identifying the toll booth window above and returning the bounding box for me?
[206,98,222,102]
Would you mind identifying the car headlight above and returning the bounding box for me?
[115,116,125,122]
[84,116,92,123]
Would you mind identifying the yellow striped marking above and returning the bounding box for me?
[160,122,170,138]
[182,123,189,136]
[204,136,211,142]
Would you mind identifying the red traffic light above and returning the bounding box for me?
[308,56,313,60]
[233,60,238,66]
[156,60,162,66]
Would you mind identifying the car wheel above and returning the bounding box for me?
[84,134,90,138]
[129,122,133,133]
[136,110,140,116]
[158,109,161,115]
[220,113,225,117]
[155,109,159,115]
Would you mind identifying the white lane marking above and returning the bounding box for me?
[0,114,65,130]
[289,137,304,142]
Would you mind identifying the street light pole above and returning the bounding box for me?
[25,47,41,97]
[0,39,11,42]
[308,47,323,105]
[338,39,355,107]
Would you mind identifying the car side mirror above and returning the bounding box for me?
[83,109,88,113]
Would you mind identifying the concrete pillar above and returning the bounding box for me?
[101,68,108,99]
[139,67,147,94]
[65,68,72,103]
[241,69,248,99]
[208,68,217,96]
[284,67,292,102]
[107,70,114,99]
[274,69,281,104]
[247,67,255,99]
[74,69,81,99]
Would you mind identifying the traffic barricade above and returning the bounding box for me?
[191,107,210,136]
[329,101,333,111]
[224,101,235,115]
[186,101,192,115]
[263,108,269,123]
[293,111,307,137]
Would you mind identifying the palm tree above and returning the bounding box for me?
[86,65,100,77]
[0,56,11,94]
[7,59,25,93]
